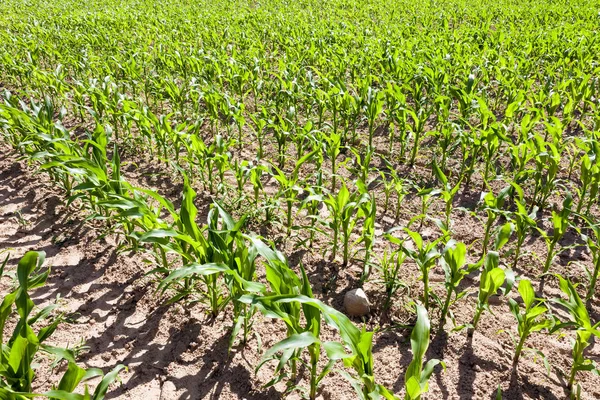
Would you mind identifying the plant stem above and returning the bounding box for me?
[440,290,453,329]
[309,346,318,400]
[586,256,600,301]
[543,240,556,274]
[513,334,526,367]
[470,306,483,336]
[423,270,430,310]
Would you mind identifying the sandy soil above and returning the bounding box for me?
[2,142,600,400]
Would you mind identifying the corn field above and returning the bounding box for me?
[1,0,600,398]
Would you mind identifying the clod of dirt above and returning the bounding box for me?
[344,288,370,317]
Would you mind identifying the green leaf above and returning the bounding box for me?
[57,362,87,393]
[262,332,319,360]
[323,341,349,360]
[494,223,513,251]
[518,279,535,309]
[405,376,421,399]
[91,364,126,400]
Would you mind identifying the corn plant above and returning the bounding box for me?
[364,87,384,149]
[239,240,341,398]
[507,183,539,270]
[508,279,552,367]
[155,200,263,321]
[380,158,408,221]
[479,187,510,256]
[270,149,317,236]
[356,187,377,283]
[386,229,443,311]
[578,219,600,301]
[575,153,600,216]
[1,251,55,393]
[248,276,330,398]
[432,159,462,232]
[249,109,268,159]
[410,185,441,230]
[540,194,573,274]
[404,305,444,400]
[322,130,343,191]
[438,241,475,329]
[407,107,432,166]
[530,136,560,212]
[377,248,408,313]
[271,113,293,167]
[337,323,396,400]
[550,275,600,397]
[470,252,506,335]
[302,179,325,249]
[322,183,369,266]
[348,146,375,188]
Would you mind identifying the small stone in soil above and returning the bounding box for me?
[344,288,370,317]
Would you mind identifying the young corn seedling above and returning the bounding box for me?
[322,130,343,191]
[377,248,408,313]
[384,82,408,158]
[438,241,475,330]
[470,252,506,336]
[348,146,375,188]
[356,194,377,283]
[272,113,293,167]
[457,124,482,189]
[404,305,444,400]
[301,177,325,249]
[407,107,432,166]
[479,186,510,256]
[575,152,600,216]
[355,181,377,283]
[508,279,552,368]
[244,289,394,400]
[249,162,266,204]
[151,183,226,317]
[386,228,443,311]
[213,135,234,194]
[322,183,369,266]
[270,148,317,236]
[240,238,340,397]
[380,158,409,221]
[480,123,505,188]
[541,194,573,274]
[242,236,308,382]
[410,184,441,230]
[364,87,384,150]
[578,219,600,301]
[232,159,252,201]
[432,159,462,232]
[247,273,346,400]
[507,182,539,270]
[1,251,55,393]
[340,326,396,400]
[530,136,560,212]
[249,108,268,159]
[206,204,264,348]
[550,275,600,398]
[248,231,393,398]
[379,170,395,213]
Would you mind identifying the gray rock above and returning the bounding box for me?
[344,288,370,317]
